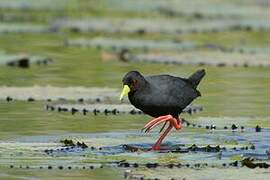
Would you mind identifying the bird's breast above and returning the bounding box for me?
[128,91,181,118]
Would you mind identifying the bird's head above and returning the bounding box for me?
[120,71,145,101]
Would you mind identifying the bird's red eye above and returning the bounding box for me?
[133,79,138,85]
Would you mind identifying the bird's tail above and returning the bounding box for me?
[188,69,205,88]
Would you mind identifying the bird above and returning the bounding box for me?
[120,69,205,150]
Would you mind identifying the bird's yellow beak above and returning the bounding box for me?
[120,85,130,101]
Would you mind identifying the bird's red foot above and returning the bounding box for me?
[142,115,182,151]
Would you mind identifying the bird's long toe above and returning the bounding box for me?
[146,119,170,133]
[159,121,168,133]
[142,115,173,133]
[142,115,171,130]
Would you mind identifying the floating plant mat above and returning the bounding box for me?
[105,0,270,19]
[0,52,52,68]
[117,51,270,68]
[0,126,269,178]
[67,38,196,51]
[1,0,270,20]
[46,103,202,115]
[54,17,270,34]
[0,86,119,102]
[0,0,71,10]
[67,37,270,59]
[0,86,202,114]
[0,23,49,33]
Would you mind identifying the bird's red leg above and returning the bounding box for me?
[152,124,173,150]
[144,115,181,133]
[142,115,182,150]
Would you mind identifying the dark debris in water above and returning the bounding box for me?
[6,57,30,68]
[77,141,88,149]
[60,139,75,146]
[8,159,270,172]
[188,144,221,152]
[1,95,107,104]
[60,139,88,149]
[45,104,203,116]
[182,119,266,133]
[44,139,88,154]
[6,96,13,102]
[40,108,267,134]
[121,143,255,153]
[255,125,262,132]
[27,97,35,102]
[170,144,256,153]
[122,144,143,152]
[242,158,270,169]
[5,56,53,69]
[231,124,238,131]
[42,136,262,156]
[71,108,79,115]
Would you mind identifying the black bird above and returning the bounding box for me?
[120,69,205,150]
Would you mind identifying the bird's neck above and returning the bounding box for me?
[128,82,150,106]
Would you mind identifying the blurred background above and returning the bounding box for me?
[0,0,270,179]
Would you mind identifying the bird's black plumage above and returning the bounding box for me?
[122,69,205,118]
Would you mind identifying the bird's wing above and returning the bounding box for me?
[144,75,199,109]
